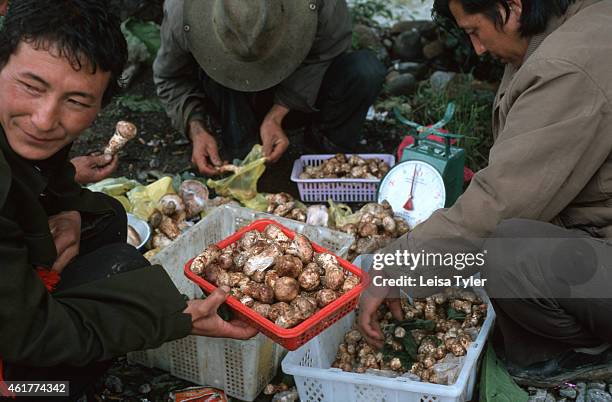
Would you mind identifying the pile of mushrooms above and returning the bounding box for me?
[335,201,409,260]
[189,225,361,329]
[265,199,410,261]
[265,193,307,222]
[332,288,487,384]
[298,154,390,179]
[149,180,210,249]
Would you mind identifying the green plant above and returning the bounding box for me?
[414,79,493,172]
[379,77,494,172]
[115,94,165,113]
[349,0,394,26]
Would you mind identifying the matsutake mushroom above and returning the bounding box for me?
[104,121,137,155]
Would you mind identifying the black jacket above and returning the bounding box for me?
[0,130,191,367]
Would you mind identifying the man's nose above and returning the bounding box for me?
[31,100,60,132]
[470,36,487,56]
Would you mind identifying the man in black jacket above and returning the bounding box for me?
[0,1,256,400]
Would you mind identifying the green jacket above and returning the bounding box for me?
[153,0,352,134]
[0,130,191,367]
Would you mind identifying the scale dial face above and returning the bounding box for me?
[377,160,446,229]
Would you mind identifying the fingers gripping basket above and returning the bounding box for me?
[126,204,355,401]
[291,154,396,202]
[185,219,369,351]
[281,256,496,402]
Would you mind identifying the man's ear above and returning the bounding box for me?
[507,0,523,17]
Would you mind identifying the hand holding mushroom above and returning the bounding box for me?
[344,289,486,384]
[183,285,258,339]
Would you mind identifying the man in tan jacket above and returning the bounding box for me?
[359,0,612,385]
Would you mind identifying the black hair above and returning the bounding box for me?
[432,0,576,37]
[0,0,128,106]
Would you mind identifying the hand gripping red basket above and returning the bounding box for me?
[184,219,369,351]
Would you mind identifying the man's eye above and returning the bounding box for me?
[68,99,91,108]
[23,82,42,93]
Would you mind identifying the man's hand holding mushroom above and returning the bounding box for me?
[183,285,259,339]
[71,153,119,185]
[189,119,226,176]
[260,104,290,163]
[70,121,136,184]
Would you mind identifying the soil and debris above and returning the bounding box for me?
[71,70,405,201]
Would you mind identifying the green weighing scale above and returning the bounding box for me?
[377,103,466,229]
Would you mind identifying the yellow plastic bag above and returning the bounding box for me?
[242,193,269,212]
[328,199,361,228]
[86,177,140,197]
[127,176,175,220]
[144,176,175,202]
[207,145,266,204]
[113,195,133,213]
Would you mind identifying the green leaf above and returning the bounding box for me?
[382,344,396,361]
[423,335,442,347]
[382,345,414,369]
[400,334,418,361]
[122,17,161,63]
[397,319,436,332]
[479,343,528,402]
[447,307,467,321]
[115,94,164,113]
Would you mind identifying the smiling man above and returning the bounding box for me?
[0,1,256,400]
[0,44,109,160]
[358,0,612,387]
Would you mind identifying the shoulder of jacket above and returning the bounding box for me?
[532,4,612,68]
[163,0,184,23]
[0,151,12,208]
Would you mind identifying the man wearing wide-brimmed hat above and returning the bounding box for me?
[154,0,386,175]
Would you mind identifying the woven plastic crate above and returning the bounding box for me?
[127,204,355,401]
[282,257,496,402]
[291,154,396,202]
[185,219,369,351]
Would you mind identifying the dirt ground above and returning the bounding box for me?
[70,68,405,198]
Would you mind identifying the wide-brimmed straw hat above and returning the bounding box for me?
[184,0,319,91]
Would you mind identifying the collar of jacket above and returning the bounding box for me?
[523,0,601,62]
[0,128,72,198]
[495,0,601,112]
[0,127,74,268]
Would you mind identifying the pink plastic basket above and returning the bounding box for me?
[290,154,396,203]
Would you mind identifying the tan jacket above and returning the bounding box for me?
[153,0,352,134]
[382,0,612,294]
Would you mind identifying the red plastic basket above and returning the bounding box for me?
[184,219,369,351]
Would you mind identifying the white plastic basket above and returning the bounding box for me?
[291,154,396,203]
[127,204,355,401]
[282,256,495,402]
